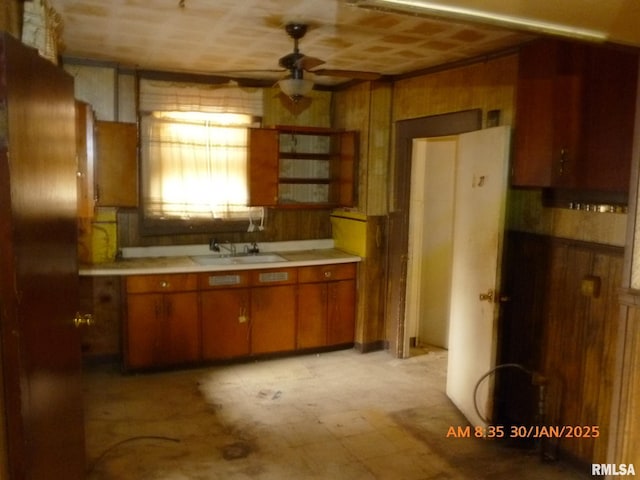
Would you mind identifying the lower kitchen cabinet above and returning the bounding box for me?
[298,263,357,348]
[298,283,328,348]
[125,274,199,369]
[327,278,356,345]
[123,263,357,369]
[200,271,251,360]
[250,268,297,355]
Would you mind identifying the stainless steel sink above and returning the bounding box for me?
[191,253,286,266]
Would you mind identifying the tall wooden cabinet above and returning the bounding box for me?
[248,126,357,208]
[512,39,638,195]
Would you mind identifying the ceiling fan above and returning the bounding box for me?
[214,23,382,103]
[276,23,381,101]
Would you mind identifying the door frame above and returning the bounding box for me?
[386,109,482,357]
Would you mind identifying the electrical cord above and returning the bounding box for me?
[473,363,533,425]
[86,435,181,475]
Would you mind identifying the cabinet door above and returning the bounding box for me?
[201,288,250,359]
[248,128,279,206]
[126,293,163,369]
[512,40,583,188]
[96,121,138,207]
[163,292,200,365]
[251,285,296,354]
[297,283,328,349]
[550,42,585,188]
[75,101,95,218]
[126,291,199,369]
[327,279,356,345]
[581,47,638,192]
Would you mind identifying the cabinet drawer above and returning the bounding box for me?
[126,274,198,293]
[199,271,250,289]
[250,267,298,286]
[298,263,356,283]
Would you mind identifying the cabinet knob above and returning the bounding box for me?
[559,148,568,175]
[324,271,332,278]
[160,281,169,288]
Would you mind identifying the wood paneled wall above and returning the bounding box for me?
[392,54,518,125]
[333,81,392,216]
[499,231,623,466]
[332,82,392,349]
[610,295,640,468]
[117,208,333,248]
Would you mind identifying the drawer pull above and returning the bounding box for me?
[160,281,169,288]
[324,271,332,278]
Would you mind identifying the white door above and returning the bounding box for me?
[446,126,511,427]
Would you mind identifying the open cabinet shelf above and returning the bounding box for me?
[248,126,357,208]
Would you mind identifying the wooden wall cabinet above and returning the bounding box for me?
[512,39,638,194]
[298,263,356,348]
[125,274,199,369]
[95,121,138,207]
[248,126,357,208]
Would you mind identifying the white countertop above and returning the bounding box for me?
[79,240,361,276]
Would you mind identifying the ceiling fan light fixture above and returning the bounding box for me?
[278,77,314,102]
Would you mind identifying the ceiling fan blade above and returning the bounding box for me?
[297,55,325,70]
[311,69,382,80]
[211,69,286,75]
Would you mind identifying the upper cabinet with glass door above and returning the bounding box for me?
[248,126,358,208]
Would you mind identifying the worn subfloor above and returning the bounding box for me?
[83,347,590,479]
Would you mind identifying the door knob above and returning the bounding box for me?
[73,312,94,328]
[479,289,494,302]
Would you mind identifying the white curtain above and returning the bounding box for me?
[139,79,263,116]
[139,78,263,220]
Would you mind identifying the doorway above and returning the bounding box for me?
[386,109,482,358]
[402,126,512,426]
[405,136,457,350]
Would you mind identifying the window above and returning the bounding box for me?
[138,76,263,233]
[141,111,257,220]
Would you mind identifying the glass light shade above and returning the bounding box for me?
[278,78,314,100]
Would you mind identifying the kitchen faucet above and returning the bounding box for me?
[244,242,260,255]
[209,239,236,257]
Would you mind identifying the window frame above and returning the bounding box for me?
[135,71,264,236]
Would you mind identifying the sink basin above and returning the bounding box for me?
[191,253,286,266]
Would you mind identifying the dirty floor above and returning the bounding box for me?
[83,348,590,479]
